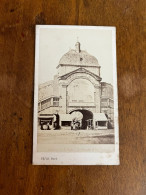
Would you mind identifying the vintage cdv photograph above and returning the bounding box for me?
[33,25,119,165]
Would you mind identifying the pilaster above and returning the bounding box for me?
[94,84,101,113]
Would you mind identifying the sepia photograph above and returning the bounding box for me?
[33,25,119,165]
[1,0,144,193]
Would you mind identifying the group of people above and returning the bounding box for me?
[71,120,81,130]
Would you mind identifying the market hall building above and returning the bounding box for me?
[38,42,114,130]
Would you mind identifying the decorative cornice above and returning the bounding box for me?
[57,64,100,69]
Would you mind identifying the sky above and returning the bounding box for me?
[38,26,115,85]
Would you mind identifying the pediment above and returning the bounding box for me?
[59,68,101,81]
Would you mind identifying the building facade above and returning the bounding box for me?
[38,42,114,130]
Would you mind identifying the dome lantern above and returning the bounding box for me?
[75,42,80,53]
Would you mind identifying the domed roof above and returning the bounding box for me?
[59,42,99,67]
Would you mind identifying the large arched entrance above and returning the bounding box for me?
[69,109,93,129]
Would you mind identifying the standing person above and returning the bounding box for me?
[71,121,73,130]
[49,121,53,130]
[55,113,60,129]
[53,111,60,130]
[47,122,50,130]
[73,122,76,130]
[75,122,78,130]
[78,122,80,129]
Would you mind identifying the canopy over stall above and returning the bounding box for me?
[93,113,108,130]
[60,114,73,129]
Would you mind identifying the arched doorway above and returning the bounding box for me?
[69,109,93,129]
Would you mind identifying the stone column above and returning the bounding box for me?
[94,84,101,113]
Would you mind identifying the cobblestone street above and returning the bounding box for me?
[37,129,114,145]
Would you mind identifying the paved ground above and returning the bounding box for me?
[37,129,115,144]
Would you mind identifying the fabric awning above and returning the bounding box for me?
[60,114,73,121]
[93,113,108,121]
[38,114,54,119]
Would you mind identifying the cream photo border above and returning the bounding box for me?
[33,25,119,165]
